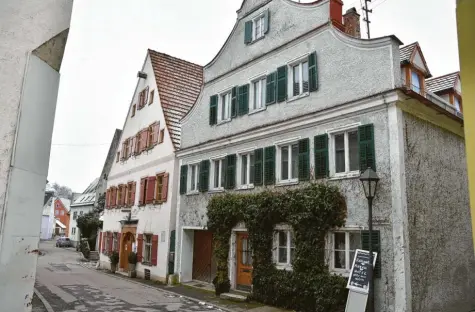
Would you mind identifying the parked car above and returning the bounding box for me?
[56,237,72,248]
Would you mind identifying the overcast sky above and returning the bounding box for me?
[48,0,459,192]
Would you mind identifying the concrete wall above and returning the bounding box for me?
[100,53,179,281]
[0,1,72,309]
[177,101,399,311]
[404,112,475,312]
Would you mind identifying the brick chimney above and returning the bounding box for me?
[343,7,361,38]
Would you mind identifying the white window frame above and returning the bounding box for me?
[218,91,232,123]
[273,224,294,270]
[72,227,76,235]
[275,138,300,185]
[253,14,265,41]
[188,163,200,193]
[143,234,152,263]
[210,156,226,191]
[326,230,362,275]
[237,151,255,189]
[250,77,267,113]
[287,55,310,100]
[328,124,361,178]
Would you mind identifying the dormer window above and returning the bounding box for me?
[454,96,462,112]
[244,9,270,44]
[411,71,421,94]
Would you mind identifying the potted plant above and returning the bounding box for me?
[128,251,137,278]
[109,251,120,273]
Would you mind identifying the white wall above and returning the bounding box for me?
[100,53,179,281]
[68,205,94,243]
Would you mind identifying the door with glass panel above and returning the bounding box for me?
[236,232,252,291]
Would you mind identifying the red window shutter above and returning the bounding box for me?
[128,138,134,156]
[131,182,136,206]
[98,231,102,252]
[162,173,169,202]
[117,233,122,252]
[139,178,146,205]
[141,129,148,151]
[118,185,123,206]
[144,86,149,104]
[151,235,158,266]
[102,232,106,253]
[146,176,156,204]
[112,187,117,207]
[151,123,159,145]
[105,189,110,209]
[108,232,113,254]
[137,234,143,262]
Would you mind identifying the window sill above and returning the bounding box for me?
[208,188,225,194]
[141,262,152,267]
[276,180,299,187]
[217,119,231,126]
[247,36,265,45]
[248,107,266,116]
[330,270,350,277]
[186,191,200,196]
[275,264,293,271]
[287,92,310,103]
[237,184,255,191]
[329,172,361,181]
[152,200,165,205]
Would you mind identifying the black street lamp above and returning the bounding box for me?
[359,167,380,312]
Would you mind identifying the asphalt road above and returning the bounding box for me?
[35,241,222,312]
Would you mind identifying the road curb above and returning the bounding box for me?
[34,288,55,312]
[78,263,235,312]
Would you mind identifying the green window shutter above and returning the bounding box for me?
[264,146,276,185]
[245,21,253,44]
[314,134,328,178]
[308,52,318,92]
[266,72,276,105]
[179,165,188,195]
[225,154,236,189]
[298,138,310,181]
[277,65,287,102]
[209,95,218,125]
[231,87,238,118]
[199,160,210,192]
[264,9,270,34]
[358,124,376,171]
[238,84,249,116]
[254,148,264,186]
[362,230,381,278]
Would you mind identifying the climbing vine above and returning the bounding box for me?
[207,183,348,312]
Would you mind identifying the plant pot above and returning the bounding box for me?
[110,263,117,273]
[128,263,136,272]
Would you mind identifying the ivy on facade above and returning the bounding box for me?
[207,183,349,312]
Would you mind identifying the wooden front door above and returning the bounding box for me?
[120,232,134,269]
[192,230,216,283]
[236,232,252,290]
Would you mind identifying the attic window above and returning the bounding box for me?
[244,9,270,44]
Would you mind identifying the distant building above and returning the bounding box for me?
[69,178,99,247]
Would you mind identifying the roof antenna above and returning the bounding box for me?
[363,0,372,39]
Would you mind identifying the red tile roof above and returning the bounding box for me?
[426,72,460,94]
[148,49,203,148]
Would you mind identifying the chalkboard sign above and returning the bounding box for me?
[346,249,377,294]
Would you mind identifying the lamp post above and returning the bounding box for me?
[359,167,380,312]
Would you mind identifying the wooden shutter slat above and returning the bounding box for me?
[254,148,264,186]
[131,182,136,206]
[98,231,103,253]
[146,176,156,204]
[209,95,218,125]
[358,124,376,171]
[264,146,276,185]
[314,134,329,178]
[151,235,159,266]
[225,154,236,189]
[308,52,318,92]
[277,65,287,102]
[362,230,381,278]
[102,232,106,253]
[180,165,188,195]
[266,72,277,105]
[117,233,122,252]
[298,138,310,181]
[144,86,149,105]
[105,189,110,209]
[108,232,113,254]
[199,160,210,192]
[137,234,143,263]
[162,173,169,202]
[139,178,146,205]
[231,87,238,118]
[244,20,253,44]
[238,85,250,116]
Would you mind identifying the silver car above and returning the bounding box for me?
[56,237,72,248]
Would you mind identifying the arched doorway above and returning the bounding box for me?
[120,232,135,270]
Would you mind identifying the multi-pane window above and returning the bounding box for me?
[411,71,421,94]
[333,130,359,175]
[240,153,255,186]
[331,232,361,271]
[277,230,295,265]
[279,144,298,182]
[60,210,64,216]
[292,61,309,97]
[143,234,152,263]
[454,97,461,112]
[189,164,199,192]
[72,227,76,235]
[55,210,59,216]
[219,92,231,122]
[73,211,78,220]
[155,174,164,201]
[212,159,225,189]
[80,211,83,216]
[241,236,253,266]
[252,78,266,111]
[253,15,265,40]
